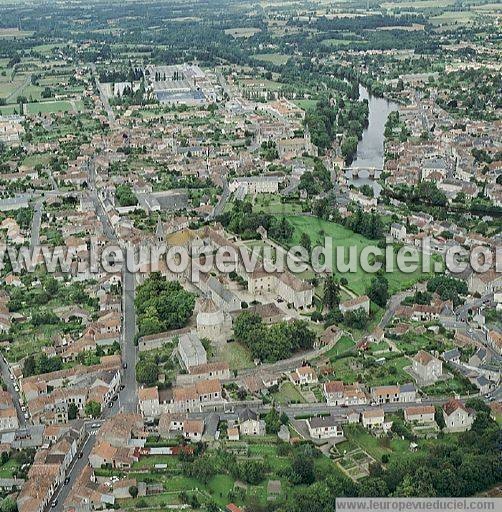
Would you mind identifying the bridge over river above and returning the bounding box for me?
[344,167,383,179]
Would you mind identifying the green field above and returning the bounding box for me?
[24,100,83,114]
[253,194,304,214]
[321,38,357,48]
[224,27,261,38]
[285,216,431,296]
[430,11,477,25]
[272,381,306,404]
[322,335,356,361]
[293,99,318,111]
[381,0,455,8]
[220,341,254,371]
[252,53,290,65]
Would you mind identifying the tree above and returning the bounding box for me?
[23,355,36,377]
[68,403,78,420]
[291,448,315,485]
[341,136,358,163]
[85,400,101,419]
[265,407,281,434]
[129,486,138,498]
[135,273,195,337]
[0,497,17,512]
[368,275,389,308]
[323,276,340,310]
[299,232,311,253]
[136,359,158,386]
[238,460,266,485]
[344,308,369,329]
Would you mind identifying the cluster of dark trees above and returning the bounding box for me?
[100,64,143,83]
[233,312,315,362]
[115,184,138,207]
[426,275,467,307]
[219,201,293,242]
[24,353,63,377]
[298,159,332,195]
[388,181,448,208]
[135,272,195,337]
[344,209,385,240]
[368,275,389,308]
[305,97,338,150]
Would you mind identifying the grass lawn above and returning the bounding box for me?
[369,341,391,354]
[21,153,53,168]
[323,335,356,361]
[224,27,261,38]
[252,53,290,65]
[321,38,357,47]
[272,381,305,404]
[220,341,254,371]
[394,330,448,355]
[345,425,408,461]
[24,99,83,114]
[293,99,318,111]
[430,11,476,25]
[0,104,19,115]
[207,474,234,497]
[253,194,304,215]
[422,376,475,397]
[132,455,181,470]
[365,355,411,387]
[330,356,360,384]
[284,216,431,296]
[0,458,21,478]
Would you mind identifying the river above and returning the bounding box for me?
[345,84,399,196]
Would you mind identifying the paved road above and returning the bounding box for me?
[211,177,229,218]
[456,292,494,321]
[190,397,460,422]
[49,151,139,509]
[121,267,138,413]
[216,71,232,99]
[379,291,407,329]
[0,354,26,427]
[281,177,300,197]
[50,430,98,512]
[30,198,43,252]
[90,63,117,127]
[273,397,451,418]
[5,73,32,104]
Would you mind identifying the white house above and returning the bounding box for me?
[442,399,475,433]
[306,416,344,440]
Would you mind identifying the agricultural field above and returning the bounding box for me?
[224,27,261,38]
[97,439,347,510]
[326,353,412,387]
[252,53,290,65]
[271,380,306,404]
[285,216,431,296]
[219,340,254,371]
[253,194,304,215]
[24,99,84,114]
[0,28,33,38]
